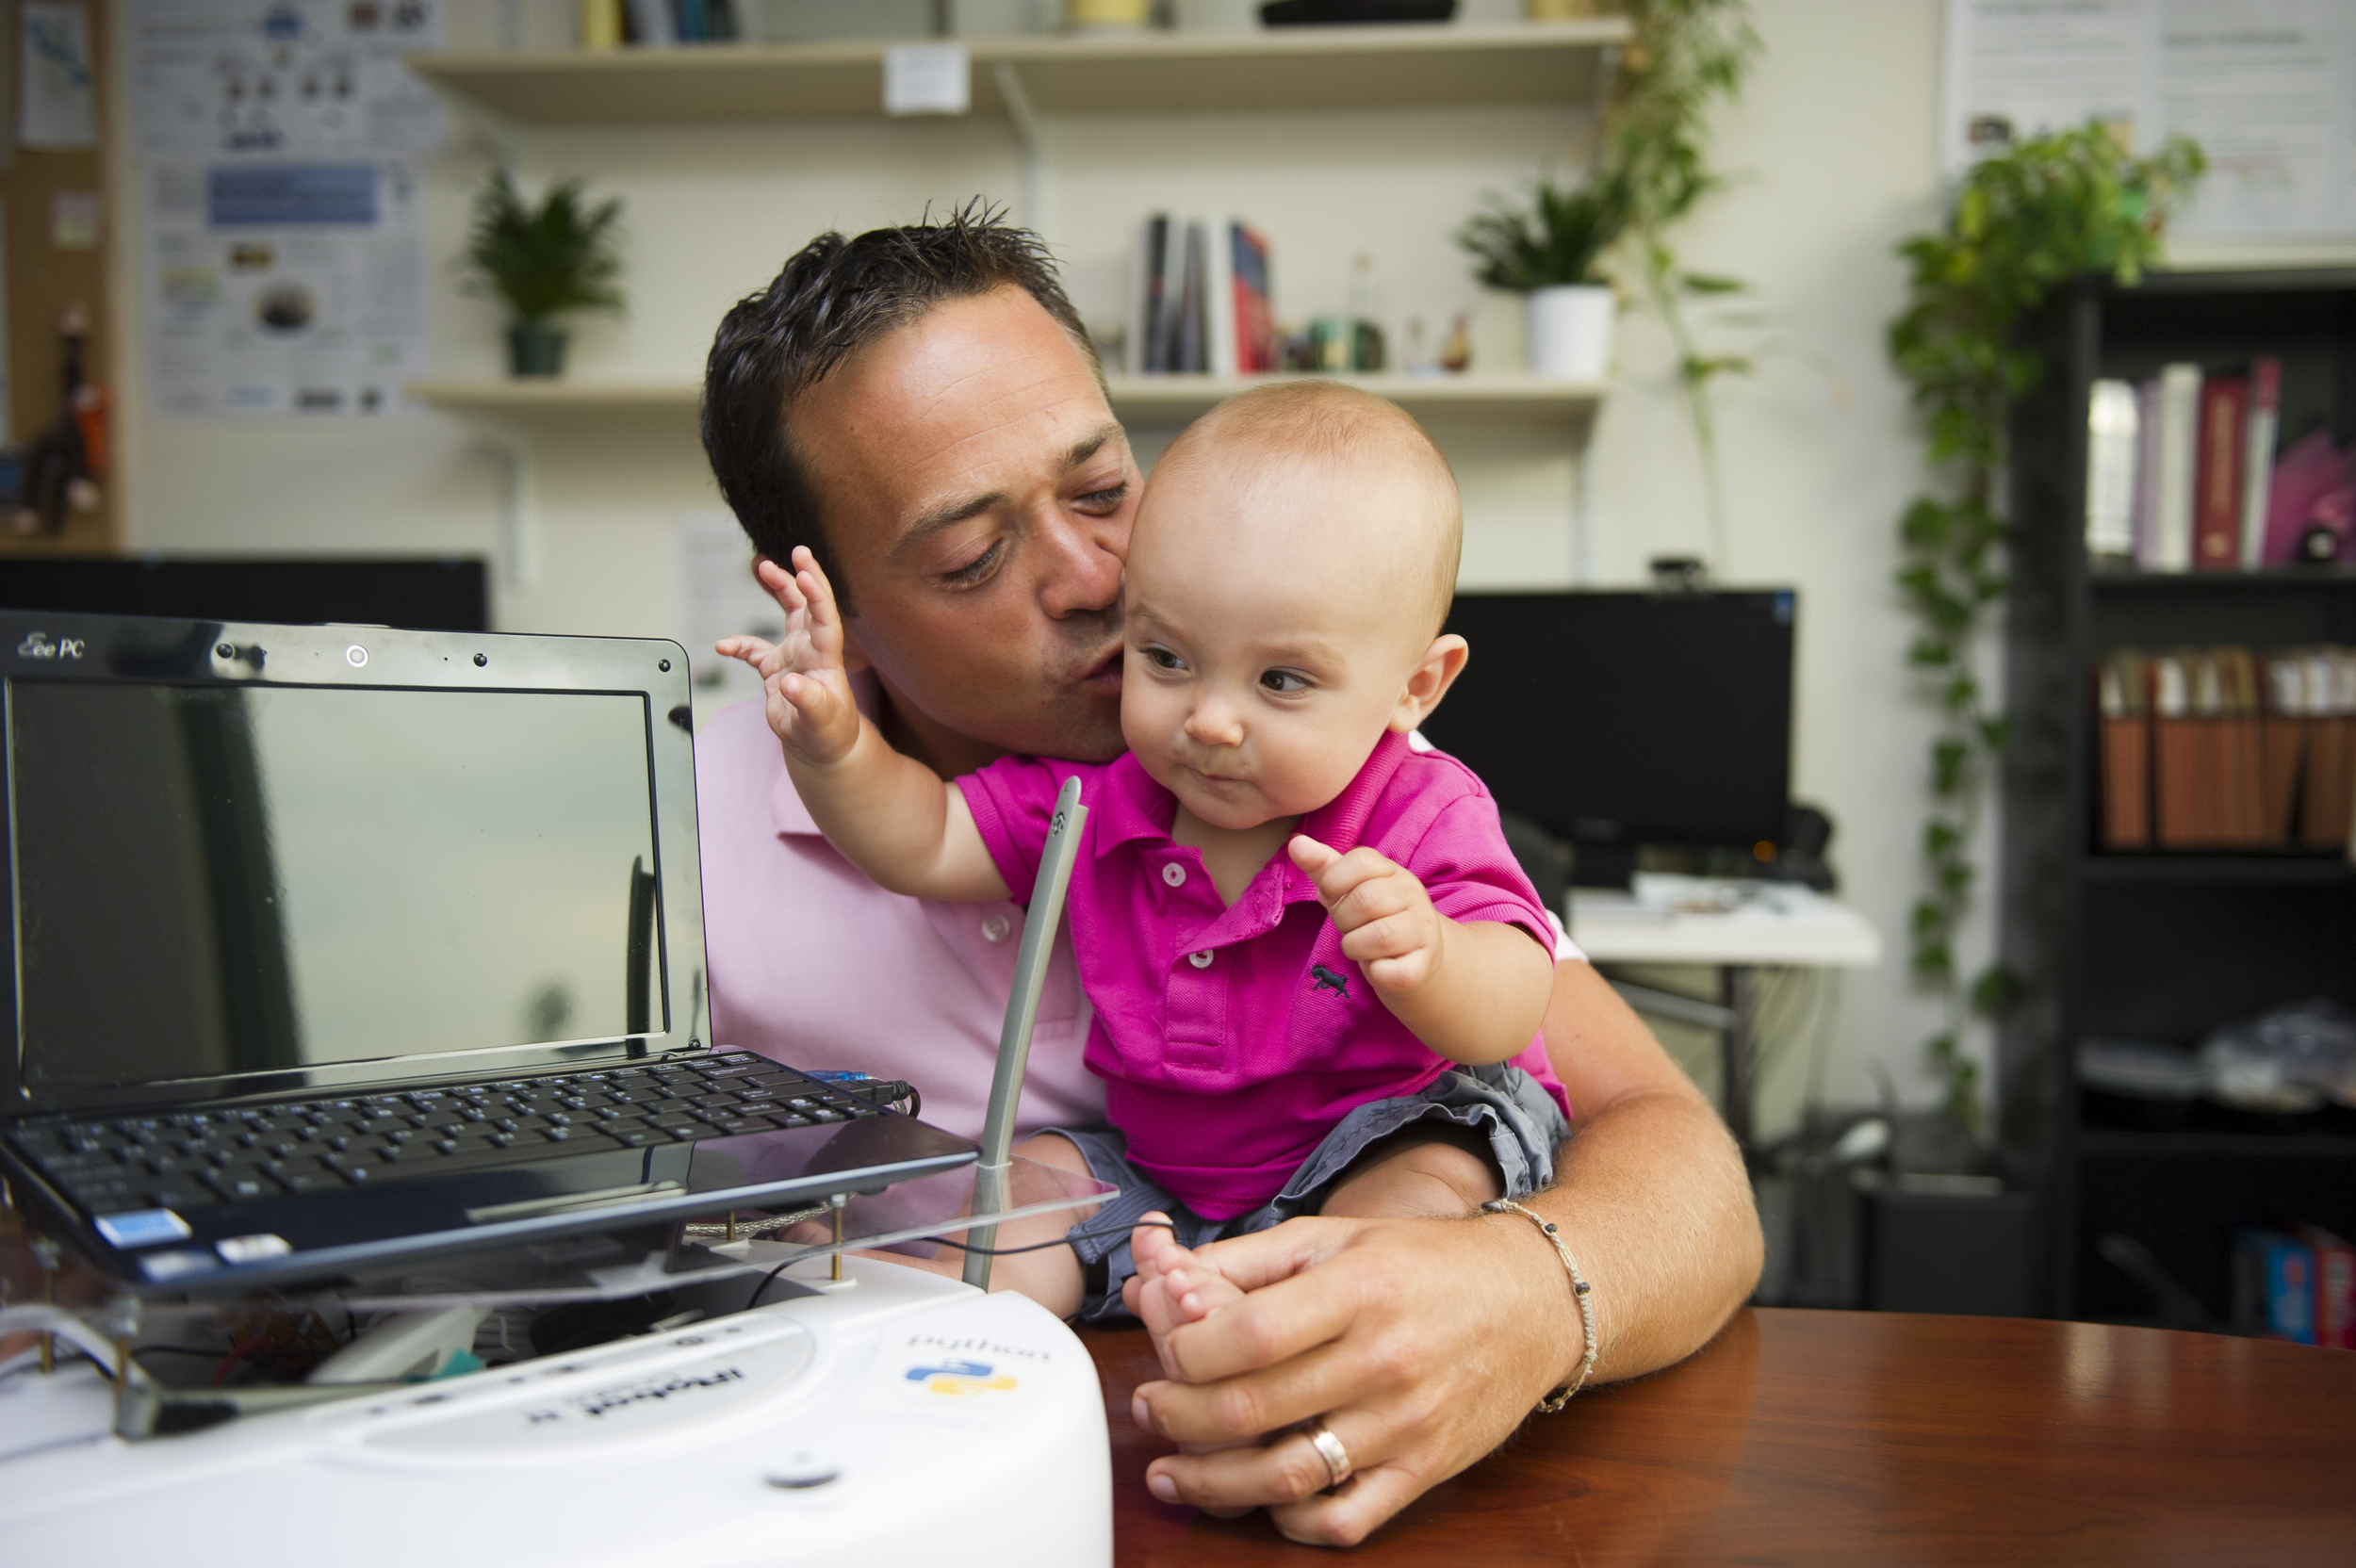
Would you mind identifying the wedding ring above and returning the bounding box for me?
[1301,1418,1353,1491]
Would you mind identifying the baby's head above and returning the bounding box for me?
[1121,382,1467,831]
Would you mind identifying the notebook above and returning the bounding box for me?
[0,612,979,1292]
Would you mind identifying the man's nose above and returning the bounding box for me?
[1033,508,1127,621]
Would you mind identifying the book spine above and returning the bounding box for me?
[2132,379,2162,569]
[2154,363,2201,572]
[2233,1230,2315,1344]
[1140,214,1170,375]
[2218,646,2265,843]
[2294,1226,2356,1350]
[1204,218,1238,380]
[2241,356,2282,568]
[2151,654,2201,847]
[624,0,675,43]
[2259,655,2307,844]
[1176,221,1206,375]
[2193,375,2246,568]
[2085,380,2138,560]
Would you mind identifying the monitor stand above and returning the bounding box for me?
[1568,841,1637,892]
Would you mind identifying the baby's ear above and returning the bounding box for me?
[1390,634,1469,733]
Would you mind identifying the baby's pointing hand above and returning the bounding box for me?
[715,546,859,768]
[1287,836,1445,995]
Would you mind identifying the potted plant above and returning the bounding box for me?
[465,171,625,378]
[1456,172,1630,377]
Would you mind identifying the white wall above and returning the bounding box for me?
[110,0,1989,1122]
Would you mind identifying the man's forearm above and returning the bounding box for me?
[1523,961,1761,1386]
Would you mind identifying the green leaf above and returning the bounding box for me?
[1970,964,2020,1016]
[1680,271,1749,295]
[1932,738,1971,794]
[1913,942,1954,979]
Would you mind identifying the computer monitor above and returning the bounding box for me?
[1418,589,1796,889]
[0,556,488,631]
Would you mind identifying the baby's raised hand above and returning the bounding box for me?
[1288,835,1445,996]
[714,546,860,768]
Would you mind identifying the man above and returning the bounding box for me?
[697,206,1760,1547]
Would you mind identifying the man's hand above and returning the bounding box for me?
[714,547,860,768]
[1128,1212,1576,1546]
[1287,836,1443,995]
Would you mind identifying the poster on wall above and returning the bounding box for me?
[18,2,99,150]
[129,0,446,416]
[1942,0,2356,243]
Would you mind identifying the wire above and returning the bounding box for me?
[744,1217,1178,1312]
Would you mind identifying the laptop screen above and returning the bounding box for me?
[9,680,663,1093]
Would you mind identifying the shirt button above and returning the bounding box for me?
[1161,863,1186,888]
[1188,951,1213,969]
[980,914,1011,943]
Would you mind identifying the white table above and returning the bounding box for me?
[1567,874,1883,1146]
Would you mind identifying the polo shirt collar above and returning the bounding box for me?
[769,670,886,838]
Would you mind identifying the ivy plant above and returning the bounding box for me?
[1888,123,2203,1131]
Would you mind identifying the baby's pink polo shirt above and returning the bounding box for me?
[958,729,1571,1220]
[695,694,1105,1143]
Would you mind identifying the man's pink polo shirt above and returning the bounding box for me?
[957,729,1573,1220]
[694,694,1104,1143]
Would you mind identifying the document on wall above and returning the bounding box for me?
[1942,0,2356,243]
[679,514,785,721]
[128,0,447,417]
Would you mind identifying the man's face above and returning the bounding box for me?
[789,286,1137,768]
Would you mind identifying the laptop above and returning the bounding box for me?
[0,611,979,1292]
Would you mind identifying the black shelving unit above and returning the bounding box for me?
[1999,270,2356,1327]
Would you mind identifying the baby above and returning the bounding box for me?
[731,382,1568,1320]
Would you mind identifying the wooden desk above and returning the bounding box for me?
[1085,1308,2356,1563]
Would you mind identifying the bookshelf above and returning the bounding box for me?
[406,21,1629,125]
[1998,269,2356,1329]
[407,372,1612,420]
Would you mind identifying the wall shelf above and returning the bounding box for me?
[407,21,1628,126]
[408,372,1611,422]
[2080,855,2355,886]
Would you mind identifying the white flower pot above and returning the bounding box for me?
[1525,285,1614,379]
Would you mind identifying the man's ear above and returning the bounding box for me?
[836,618,875,674]
[1390,633,1468,733]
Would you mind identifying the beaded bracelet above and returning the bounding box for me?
[1482,1197,1596,1413]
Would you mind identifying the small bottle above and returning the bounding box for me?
[1441,310,1473,374]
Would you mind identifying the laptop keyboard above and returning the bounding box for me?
[7,1054,898,1220]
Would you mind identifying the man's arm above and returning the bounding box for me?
[1125,958,1761,1546]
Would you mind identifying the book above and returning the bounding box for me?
[2193,375,2247,568]
[2130,379,2162,568]
[2233,1230,2315,1344]
[1231,223,1276,375]
[1201,218,1238,379]
[2294,1225,2356,1350]
[1175,220,1207,374]
[2259,654,2308,844]
[2084,380,2138,562]
[2240,357,2282,567]
[2151,363,2201,572]
[1135,214,1172,374]
[2096,650,2150,849]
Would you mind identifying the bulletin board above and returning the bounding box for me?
[2,0,117,554]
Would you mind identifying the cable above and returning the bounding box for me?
[744,1217,1178,1312]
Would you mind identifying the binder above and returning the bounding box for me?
[2240,358,2282,568]
[2097,650,2150,849]
[2215,646,2265,843]
[2151,364,2201,571]
[2300,648,2356,848]
[2259,654,2308,845]
[2151,652,2206,846]
[2085,380,2138,562]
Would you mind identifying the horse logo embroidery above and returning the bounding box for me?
[1311,964,1350,998]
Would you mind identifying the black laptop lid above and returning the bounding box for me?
[1,612,708,1118]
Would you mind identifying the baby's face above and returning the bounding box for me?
[1120,452,1440,832]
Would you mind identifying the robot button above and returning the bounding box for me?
[763,1454,842,1491]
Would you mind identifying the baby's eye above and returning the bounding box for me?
[1144,645,1186,672]
[1260,669,1311,694]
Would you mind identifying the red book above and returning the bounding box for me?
[2294,1225,2355,1350]
[2194,375,2248,568]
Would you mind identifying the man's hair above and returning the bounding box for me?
[701,201,1099,601]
